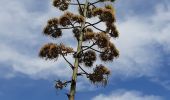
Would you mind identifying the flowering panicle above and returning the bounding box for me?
[40,0,119,97]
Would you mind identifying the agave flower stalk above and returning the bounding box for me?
[39,0,119,100]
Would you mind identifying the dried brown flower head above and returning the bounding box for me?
[99,42,119,61]
[43,18,62,38]
[53,0,70,11]
[83,50,96,67]
[94,32,109,48]
[39,43,59,60]
[88,64,110,85]
[99,9,115,23]
[83,28,95,41]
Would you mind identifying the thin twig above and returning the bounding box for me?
[61,54,74,70]
[84,22,106,33]
[82,46,103,53]
[76,0,84,15]
[78,65,89,75]
[69,3,84,5]
[84,20,102,29]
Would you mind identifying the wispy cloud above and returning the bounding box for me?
[0,0,169,83]
[92,89,164,100]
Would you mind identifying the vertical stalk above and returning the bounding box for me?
[69,0,88,100]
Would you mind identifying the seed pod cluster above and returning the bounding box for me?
[100,42,119,61]
[53,0,71,11]
[82,50,96,67]
[88,64,110,85]
[94,32,110,48]
[39,43,74,60]
[43,18,62,38]
[72,27,81,39]
[83,28,96,41]
[106,22,119,38]
[55,80,67,90]
[39,43,59,60]
[78,5,94,18]
[59,11,85,27]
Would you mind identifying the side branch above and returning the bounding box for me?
[78,65,89,75]
[84,22,106,33]
[76,0,84,15]
[84,20,102,29]
[69,3,84,6]
[82,46,103,53]
[61,54,74,70]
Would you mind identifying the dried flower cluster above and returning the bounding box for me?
[100,42,119,62]
[88,64,110,85]
[39,43,74,60]
[94,32,109,48]
[59,11,84,27]
[83,28,96,41]
[43,18,62,38]
[82,50,96,67]
[53,0,71,11]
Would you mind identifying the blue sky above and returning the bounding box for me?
[0,0,170,100]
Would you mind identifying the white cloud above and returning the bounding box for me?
[0,0,170,81]
[92,90,163,100]
[0,43,72,79]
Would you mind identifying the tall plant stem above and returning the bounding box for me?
[68,0,88,100]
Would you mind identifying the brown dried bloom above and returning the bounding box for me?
[39,43,59,60]
[94,32,110,48]
[43,18,62,38]
[88,64,110,85]
[83,50,97,67]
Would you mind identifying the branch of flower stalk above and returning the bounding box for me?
[80,42,96,53]
[84,21,102,29]
[61,54,74,70]
[84,22,106,33]
[76,0,84,16]
[82,46,103,53]
[90,0,100,5]
[60,26,81,29]
[69,3,85,6]
[78,65,89,75]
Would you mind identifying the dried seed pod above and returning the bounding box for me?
[72,15,85,24]
[72,28,80,39]
[59,3,69,11]
[94,64,111,75]
[83,28,95,41]
[100,42,119,61]
[92,8,103,16]
[99,9,115,23]
[43,18,62,38]
[88,64,110,85]
[58,43,74,55]
[59,15,71,27]
[55,80,67,90]
[94,32,109,48]
[39,43,59,60]
[53,0,61,7]
[53,0,70,11]
[83,50,97,67]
